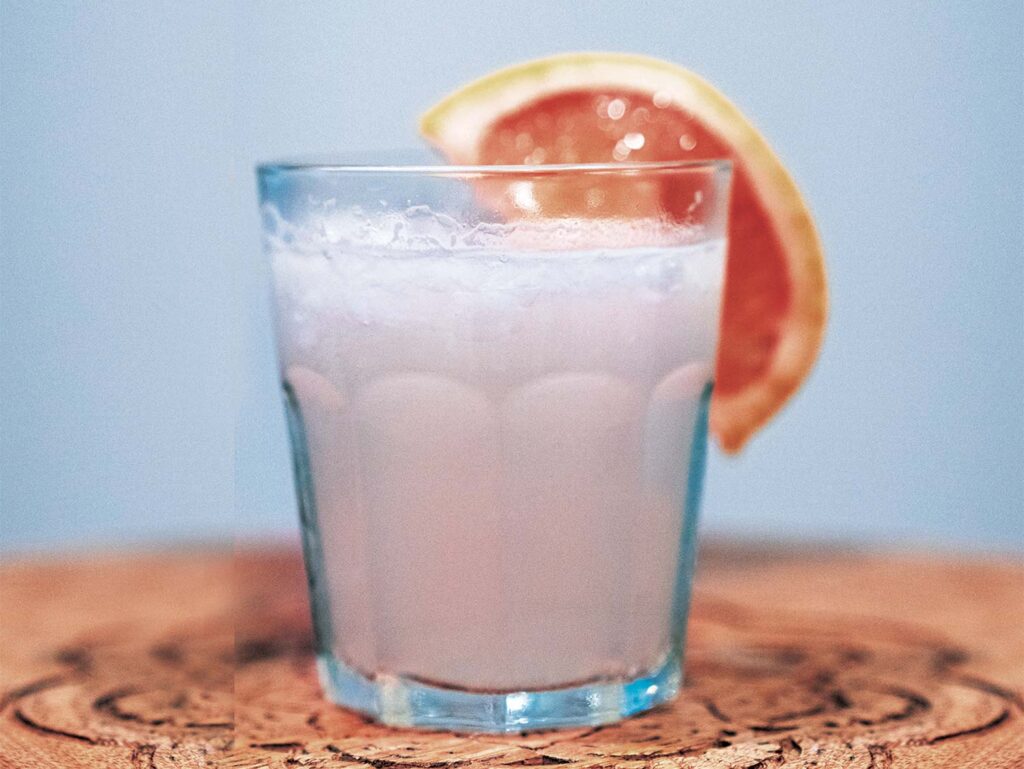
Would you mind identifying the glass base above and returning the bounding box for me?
[317,653,681,732]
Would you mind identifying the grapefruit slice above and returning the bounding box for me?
[421,52,827,452]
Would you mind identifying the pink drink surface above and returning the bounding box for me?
[271,225,724,691]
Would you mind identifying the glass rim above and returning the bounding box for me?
[257,156,732,177]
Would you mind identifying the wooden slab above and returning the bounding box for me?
[1,544,1021,768]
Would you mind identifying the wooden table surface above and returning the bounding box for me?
[0,544,1021,768]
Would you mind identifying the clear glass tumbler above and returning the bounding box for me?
[257,156,732,731]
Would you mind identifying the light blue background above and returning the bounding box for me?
[2,2,1021,553]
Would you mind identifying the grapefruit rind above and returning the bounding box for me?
[421,52,826,452]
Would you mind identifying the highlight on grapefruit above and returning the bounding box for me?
[421,52,827,452]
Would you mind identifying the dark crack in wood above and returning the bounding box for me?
[779,736,802,757]
[54,645,94,673]
[130,742,158,769]
[252,741,305,751]
[0,674,68,710]
[704,700,730,722]
[766,703,825,722]
[828,690,853,709]
[926,708,1011,744]
[749,724,798,733]
[13,708,99,744]
[150,642,185,665]
[955,675,1024,711]
[866,743,893,769]
[94,688,169,726]
[504,755,572,765]
[184,720,234,729]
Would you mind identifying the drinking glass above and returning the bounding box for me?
[257,156,732,731]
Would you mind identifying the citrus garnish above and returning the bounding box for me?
[421,53,827,452]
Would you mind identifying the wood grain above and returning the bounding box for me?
[1,544,1021,768]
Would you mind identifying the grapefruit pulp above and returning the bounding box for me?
[421,53,827,452]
